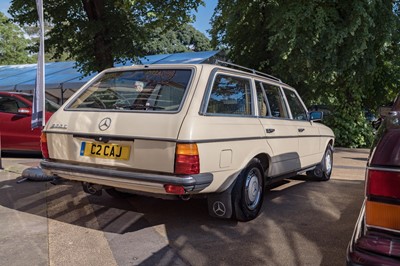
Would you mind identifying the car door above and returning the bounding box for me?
[282,87,321,167]
[255,81,301,177]
[0,95,41,151]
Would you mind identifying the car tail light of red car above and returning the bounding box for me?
[365,167,400,231]
[40,132,49,159]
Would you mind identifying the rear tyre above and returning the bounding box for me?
[232,159,264,222]
[105,188,134,199]
[307,144,333,181]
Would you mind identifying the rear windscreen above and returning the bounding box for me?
[67,69,192,112]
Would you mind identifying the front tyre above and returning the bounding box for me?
[322,144,333,180]
[232,159,264,222]
[307,144,333,181]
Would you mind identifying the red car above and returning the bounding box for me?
[347,93,400,265]
[0,91,59,153]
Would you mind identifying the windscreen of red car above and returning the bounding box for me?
[21,95,60,112]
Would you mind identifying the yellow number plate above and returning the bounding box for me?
[80,141,130,160]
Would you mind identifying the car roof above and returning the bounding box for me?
[102,63,293,89]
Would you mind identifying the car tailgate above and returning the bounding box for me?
[45,111,186,173]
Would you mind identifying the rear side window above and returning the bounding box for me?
[263,84,289,118]
[206,74,252,115]
[67,69,192,112]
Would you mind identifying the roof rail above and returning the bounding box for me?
[214,60,281,82]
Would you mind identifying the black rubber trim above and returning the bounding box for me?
[40,160,213,191]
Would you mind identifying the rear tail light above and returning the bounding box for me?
[366,201,400,230]
[367,169,400,199]
[355,230,400,259]
[366,168,400,230]
[40,132,49,159]
[174,143,199,175]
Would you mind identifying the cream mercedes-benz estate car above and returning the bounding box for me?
[41,61,335,222]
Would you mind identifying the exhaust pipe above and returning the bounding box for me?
[82,182,103,196]
[179,194,191,201]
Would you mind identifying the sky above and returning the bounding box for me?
[0,0,217,37]
[191,0,218,37]
[0,0,9,15]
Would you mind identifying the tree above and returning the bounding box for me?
[0,12,33,65]
[143,24,211,54]
[211,0,400,147]
[9,0,204,74]
[22,24,71,62]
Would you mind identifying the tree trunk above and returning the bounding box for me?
[82,0,113,72]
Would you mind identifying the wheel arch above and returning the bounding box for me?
[326,138,335,149]
[254,153,271,183]
[254,153,270,177]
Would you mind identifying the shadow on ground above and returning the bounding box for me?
[0,175,365,266]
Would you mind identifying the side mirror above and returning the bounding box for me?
[18,107,32,115]
[309,111,323,121]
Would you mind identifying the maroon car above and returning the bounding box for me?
[0,91,59,153]
[347,93,400,265]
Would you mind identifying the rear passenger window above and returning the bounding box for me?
[283,88,308,121]
[206,74,252,115]
[263,84,289,118]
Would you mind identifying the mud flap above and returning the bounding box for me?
[207,180,236,219]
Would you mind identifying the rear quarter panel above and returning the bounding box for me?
[177,66,274,192]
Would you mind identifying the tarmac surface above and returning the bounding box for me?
[0,148,369,266]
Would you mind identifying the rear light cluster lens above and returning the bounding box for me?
[164,143,200,195]
[367,169,400,199]
[174,143,200,175]
[366,201,400,230]
[40,132,49,159]
[356,231,400,259]
[366,168,400,231]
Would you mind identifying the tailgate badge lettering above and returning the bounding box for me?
[50,123,67,129]
[99,117,112,131]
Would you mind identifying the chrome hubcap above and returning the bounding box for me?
[325,151,332,174]
[245,169,261,210]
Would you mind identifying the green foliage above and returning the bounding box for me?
[9,0,204,74]
[143,24,211,54]
[0,12,34,65]
[22,24,71,62]
[211,0,400,148]
[323,106,375,148]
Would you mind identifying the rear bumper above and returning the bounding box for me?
[40,160,213,194]
[346,202,400,266]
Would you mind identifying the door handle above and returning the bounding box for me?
[298,128,305,132]
[266,128,275,133]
